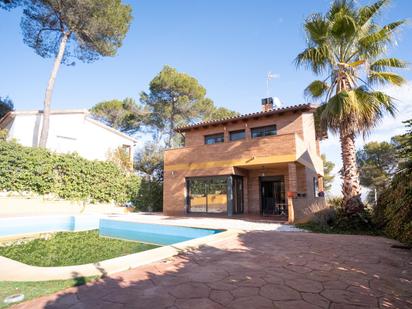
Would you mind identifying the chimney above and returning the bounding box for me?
[261,97,274,112]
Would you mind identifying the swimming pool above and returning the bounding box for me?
[0,215,222,245]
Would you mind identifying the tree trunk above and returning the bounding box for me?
[38,31,70,148]
[340,131,364,213]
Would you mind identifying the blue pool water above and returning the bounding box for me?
[0,216,222,245]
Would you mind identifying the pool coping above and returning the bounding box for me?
[0,227,239,282]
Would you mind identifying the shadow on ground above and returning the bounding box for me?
[13,231,412,309]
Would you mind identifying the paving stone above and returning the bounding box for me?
[302,292,330,309]
[321,289,378,307]
[228,295,273,309]
[169,282,210,299]
[273,300,321,309]
[306,270,340,282]
[259,284,301,301]
[209,290,234,306]
[285,265,312,274]
[321,280,348,290]
[285,278,323,293]
[175,298,225,309]
[230,286,259,297]
[379,295,412,309]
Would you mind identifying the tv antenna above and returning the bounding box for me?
[266,71,279,97]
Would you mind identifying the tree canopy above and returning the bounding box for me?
[90,98,145,135]
[21,0,132,64]
[356,140,397,203]
[321,154,335,192]
[0,96,14,119]
[140,65,236,148]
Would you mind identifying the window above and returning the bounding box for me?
[313,177,319,197]
[251,125,277,138]
[204,133,224,144]
[229,130,245,141]
[187,177,228,213]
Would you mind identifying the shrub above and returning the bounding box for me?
[0,140,140,204]
[133,178,163,212]
[327,196,343,208]
[374,167,412,245]
[298,198,380,236]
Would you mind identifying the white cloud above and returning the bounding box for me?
[321,81,412,197]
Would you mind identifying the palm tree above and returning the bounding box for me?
[296,0,407,214]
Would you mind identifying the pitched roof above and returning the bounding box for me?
[0,109,138,143]
[175,103,317,132]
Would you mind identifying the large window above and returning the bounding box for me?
[229,130,245,141]
[204,133,224,145]
[251,125,277,138]
[187,177,228,213]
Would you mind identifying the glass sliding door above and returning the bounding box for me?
[187,177,228,214]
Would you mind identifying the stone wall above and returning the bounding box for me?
[291,197,328,223]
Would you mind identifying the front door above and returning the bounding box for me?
[260,176,286,216]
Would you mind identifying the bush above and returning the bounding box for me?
[374,167,412,245]
[298,200,380,236]
[133,178,163,212]
[0,140,140,204]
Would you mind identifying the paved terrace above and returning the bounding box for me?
[12,217,412,309]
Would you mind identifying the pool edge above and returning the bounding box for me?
[0,229,240,282]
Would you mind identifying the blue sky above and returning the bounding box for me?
[1,0,411,196]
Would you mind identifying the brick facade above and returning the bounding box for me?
[163,104,327,222]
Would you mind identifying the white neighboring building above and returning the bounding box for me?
[0,109,137,162]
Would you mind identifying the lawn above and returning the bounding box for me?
[0,230,159,266]
[0,277,97,308]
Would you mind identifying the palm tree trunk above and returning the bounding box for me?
[340,131,364,213]
[38,31,70,148]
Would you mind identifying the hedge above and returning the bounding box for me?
[374,166,412,245]
[0,140,140,204]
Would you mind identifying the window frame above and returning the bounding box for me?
[229,130,246,141]
[204,133,225,145]
[251,125,277,139]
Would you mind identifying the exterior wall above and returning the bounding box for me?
[165,133,298,172]
[184,111,302,147]
[296,113,324,175]
[4,112,136,162]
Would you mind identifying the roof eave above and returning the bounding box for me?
[175,103,317,133]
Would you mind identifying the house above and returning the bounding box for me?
[0,109,137,162]
[163,98,327,223]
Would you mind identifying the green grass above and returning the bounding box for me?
[0,230,159,266]
[0,277,97,308]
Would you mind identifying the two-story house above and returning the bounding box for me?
[163,99,327,223]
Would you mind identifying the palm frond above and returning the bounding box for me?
[368,71,406,86]
[304,80,330,100]
[359,20,405,50]
[328,0,356,20]
[358,0,389,26]
[295,46,332,74]
[304,14,329,45]
[370,58,408,71]
[331,13,357,40]
[348,59,365,67]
